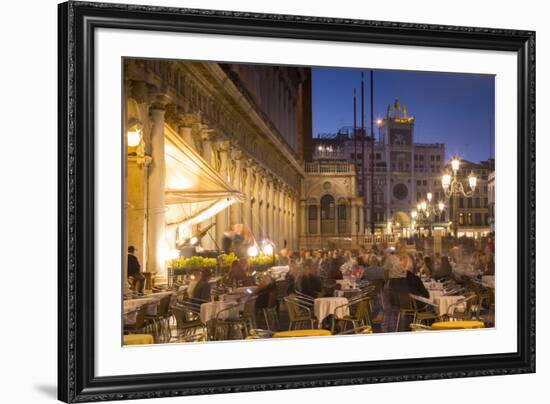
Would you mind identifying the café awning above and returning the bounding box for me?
[164,126,245,226]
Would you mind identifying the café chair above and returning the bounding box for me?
[171,304,205,342]
[262,289,280,331]
[213,303,246,340]
[408,294,440,325]
[284,295,317,330]
[331,297,371,334]
[442,293,478,321]
[145,295,172,343]
[123,305,149,336]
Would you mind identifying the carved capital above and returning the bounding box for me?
[217,140,232,152]
[232,148,245,161]
[149,93,171,111]
[179,112,201,129]
[137,154,153,169]
[199,126,218,142]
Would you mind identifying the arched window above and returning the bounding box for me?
[337,198,348,234]
[320,195,335,234]
[320,195,335,220]
[308,205,318,234]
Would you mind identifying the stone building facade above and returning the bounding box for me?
[309,99,447,237]
[448,159,493,238]
[124,59,312,282]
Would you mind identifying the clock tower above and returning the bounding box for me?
[378,98,417,225]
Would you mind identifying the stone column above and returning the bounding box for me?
[272,183,278,244]
[294,196,299,250]
[260,172,268,239]
[299,199,307,237]
[216,140,231,247]
[359,205,365,237]
[244,160,254,233]
[351,202,357,237]
[177,113,199,149]
[230,149,244,225]
[147,97,168,282]
[279,187,284,248]
[316,201,321,239]
[334,198,340,234]
[255,170,264,239]
[198,128,218,250]
[282,191,287,249]
[266,178,274,239]
[290,196,296,251]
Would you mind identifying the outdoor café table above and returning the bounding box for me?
[314,297,349,327]
[269,266,290,280]
[200,300,241,324]
[123,297,157,324]
[335,288,361,298]
[431,320,485,330]
[273,329,331,338]
[123,291,176,322]
[233,286,258,295]
[428,289,445,301]
[482,275,495,288]
[123,334,154,345]
[123,297,157,314]
[423,280,444,291]
[432,295,466,317]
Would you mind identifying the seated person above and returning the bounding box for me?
[298,259,323,298]
[326,262,343,280]
[362,255,386,281]
[406,270,430,299]
[186,268,201,297]
[419,256,434,278]
[127,245,145,293]
[192,269,212,302]
[229,256,249,285]
[431,255,452,280]
[255,274,277,310]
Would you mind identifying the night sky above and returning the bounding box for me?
[311,67,495,163]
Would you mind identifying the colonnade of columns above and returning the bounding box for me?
[127,93,300,281]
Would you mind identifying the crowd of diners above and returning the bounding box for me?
[125,234,495,340]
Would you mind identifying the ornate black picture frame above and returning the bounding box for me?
[58,1,535,402]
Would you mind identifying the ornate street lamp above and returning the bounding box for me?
[441,156,477,238]
[413,192,445,237]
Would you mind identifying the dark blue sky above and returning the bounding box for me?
[311,68,495,163]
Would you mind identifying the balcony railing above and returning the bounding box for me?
[304,162,354,174]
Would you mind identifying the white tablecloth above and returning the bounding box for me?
[433,295,465,317]
[428,290,445,301]
[270,266,290,276]
[423,281,444,291]
[200,301,241,324]
[314,297,349,326]
[123,291,175,323]
[233,286,258,295]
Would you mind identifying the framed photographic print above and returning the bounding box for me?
[58,1,535,402]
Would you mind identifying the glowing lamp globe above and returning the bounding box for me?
[127,129,141,147]
[262,243,274,256]
[451,158,460,172]
[468,172,477,190]
[247,245,259,257]
[442,174,451,190]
